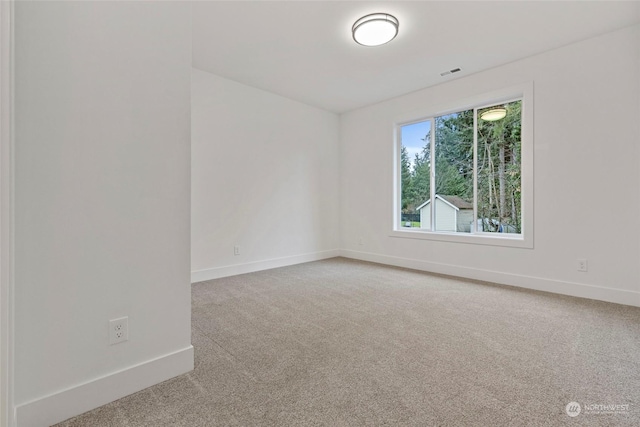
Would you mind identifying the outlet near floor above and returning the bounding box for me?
[109,316,129,345]
[577,259,588,272]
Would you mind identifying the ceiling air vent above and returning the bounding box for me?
[440,68,461,77]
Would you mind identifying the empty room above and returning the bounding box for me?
[1,1,640,426]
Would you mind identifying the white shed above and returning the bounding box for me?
[416,195,473,232]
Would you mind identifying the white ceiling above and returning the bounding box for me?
[192,1,640,113]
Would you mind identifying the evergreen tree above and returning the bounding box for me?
[434,111,474,200]
[400,146,412,211]
[477,101,521,232]
[400,100,522,233]
[410,137,431,209]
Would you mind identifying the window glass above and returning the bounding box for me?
[434,110,474,232]
[400,120,431,230]
[477,100,522,234]
[398,98,523,237]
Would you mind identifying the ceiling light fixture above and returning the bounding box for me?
[352,13,399,47]
[479,106,507,121]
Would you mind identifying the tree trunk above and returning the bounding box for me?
[498,145,506,221]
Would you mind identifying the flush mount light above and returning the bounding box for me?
[479,106,507,121]
[352,13,399,47]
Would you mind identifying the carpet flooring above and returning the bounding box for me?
[55,257,640,426]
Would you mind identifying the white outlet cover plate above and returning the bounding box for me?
[577,259,588,272]
[109,316,129,345]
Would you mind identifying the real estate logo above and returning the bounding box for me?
[566,400,631,417]
[566,401,581,417]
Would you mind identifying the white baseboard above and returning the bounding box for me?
[15,345,194,427]
[340,249,640,308]
[191,249,341,283]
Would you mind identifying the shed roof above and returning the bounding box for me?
[416,195,473,211]
[440,195,473,209]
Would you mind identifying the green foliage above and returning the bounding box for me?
[400,146,412,210]
[434,111,473,200]
[477,101,521,232]
[400,101,522,233]
[410,143,431,210]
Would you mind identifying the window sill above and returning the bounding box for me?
[389,229,533,249]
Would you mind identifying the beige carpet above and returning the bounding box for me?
[56,257,640,426]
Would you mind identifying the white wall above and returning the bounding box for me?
[191,68,340,281]
[14,2,193,425]
[340,25,640,307]
[0,2,12,426]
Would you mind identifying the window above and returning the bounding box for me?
[394,85,532,247]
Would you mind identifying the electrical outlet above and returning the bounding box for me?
[577,259,588,272]
[358,236,364,246]
[234,245,240,256]
[109,316,128,345]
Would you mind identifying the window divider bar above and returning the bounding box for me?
[429,117,435,231]
[473,108,478,234]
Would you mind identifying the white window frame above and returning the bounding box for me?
[391,83,533,248]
